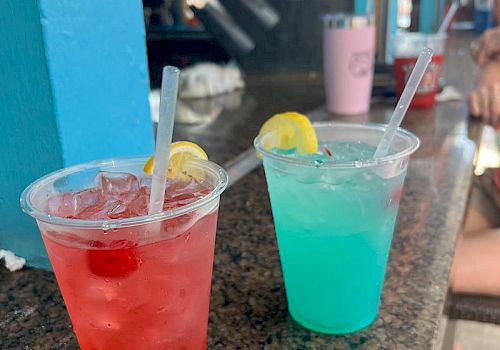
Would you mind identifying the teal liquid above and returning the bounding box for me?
[263,142,405,334]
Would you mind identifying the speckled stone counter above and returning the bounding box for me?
[0,32,481,349]
[207,116,477,349]
[0,107,480,349]
[0,115,478,349]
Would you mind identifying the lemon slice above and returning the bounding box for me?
[144,141,208,179]
[257,112,318,155]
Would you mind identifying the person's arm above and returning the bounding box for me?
[452,228,500,295]
[470,26,500,66]
[471,0,500,65]
[469,61,500,127]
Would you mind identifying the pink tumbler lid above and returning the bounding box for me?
[322,13,375,29]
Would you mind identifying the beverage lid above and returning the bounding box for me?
[322,13,375,29]
[393,31,447,57]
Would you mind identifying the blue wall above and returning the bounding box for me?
[0,0,154,268]
[354,0,369,14]
[38,0,154,165]
[386,0,398,64]
[419,0,441,33]
[0,1,63,268]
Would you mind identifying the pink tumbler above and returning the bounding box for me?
[323,14,375,115]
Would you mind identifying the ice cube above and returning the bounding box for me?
[47,192,77,218]
[272,147,298,156]
[98,172,139,196]
[83,284,124,331]
[164,178,190,199]
[139,177,152,188]
[76,187,145,220]
[73,188,101,215]
[158,178,208,210]
[107,201,132,219]
[85,284,120,303]
[127,186,150,217]
[75,198,119,220]
[160,213,199,239]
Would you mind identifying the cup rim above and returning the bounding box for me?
[394,30,448,41]
[20,156,228,229]
[321,12,374,21]
[254,122,420,169]
[321,12,375,28]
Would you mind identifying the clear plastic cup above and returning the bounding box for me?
[393,32,447,109]
[20,157,228,350]
[254,122,419,334]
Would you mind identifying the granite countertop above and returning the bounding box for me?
[172,73,326,166]
[0,32,481,349]
[206,109,478,349]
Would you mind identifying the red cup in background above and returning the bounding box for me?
[393,32,447,109]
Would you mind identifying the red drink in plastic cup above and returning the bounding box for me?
[393,32,447,109]
[21,157,228,350]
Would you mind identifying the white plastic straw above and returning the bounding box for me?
[373,48,433,158]
[148,66,180,215]
[438,1,459,34]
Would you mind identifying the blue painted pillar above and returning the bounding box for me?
[354,0,368,14]
[385,0,399,64]
[0,0,154,268]
[419,0,437,33]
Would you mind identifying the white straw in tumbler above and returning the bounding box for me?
[438,1,459,35]
[148,66,180,215]
[373,48,433,159]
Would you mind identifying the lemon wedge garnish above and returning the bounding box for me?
[257,112,318,156]
[144,141,208,179]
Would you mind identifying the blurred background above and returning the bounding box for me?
[143,0,477,85]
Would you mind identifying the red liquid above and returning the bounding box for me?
[393,54,444,109]
[40,174,219,350]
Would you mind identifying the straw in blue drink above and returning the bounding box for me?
[373,48,433,158]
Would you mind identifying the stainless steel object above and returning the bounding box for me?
[221,0,279,30]
[188,0,255,56]
[186,0,279,57]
